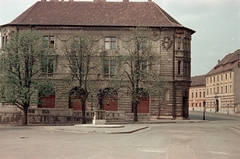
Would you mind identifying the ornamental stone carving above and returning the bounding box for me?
[162,36,172,51]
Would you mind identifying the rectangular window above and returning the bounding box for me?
[225,74,227,80]
[44,36,55,48]
[230,85,232,93]
[136,37,147,51]
[183,38,187,50]
[225,85,228,93]
[105,37,116,50]
[177,37,181,50]
[199,92,201,98]
[230,73,232,79]
[221,75,223,81]
[104,59,115,77]
[42,58,54,76]
[142,60,147,72]
[178,61,181,75]
[196,92,198,98]
[203,91,205,97]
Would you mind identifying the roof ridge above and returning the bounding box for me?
[152,2,181,26]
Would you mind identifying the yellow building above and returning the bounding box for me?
[189,75,206,111]
[205,49,240,114]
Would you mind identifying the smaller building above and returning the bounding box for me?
[205,49,240,114]
[189,75,206,111]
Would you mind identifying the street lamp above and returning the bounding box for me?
[203,101,206,120]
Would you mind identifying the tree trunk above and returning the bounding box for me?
[133,101,138,122]
[22,107,28,125]
[81,100,86,124]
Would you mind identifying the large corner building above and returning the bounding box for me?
[0,0,195,124]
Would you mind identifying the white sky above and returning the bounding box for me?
[0,0,240,76]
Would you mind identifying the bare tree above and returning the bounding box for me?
[61,31,100,124]
[110,27,168,122]
[0,30,54,125]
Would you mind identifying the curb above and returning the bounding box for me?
[229,125,240,131]
[105,126,149,134]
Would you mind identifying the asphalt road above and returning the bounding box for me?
[0,112,240,159]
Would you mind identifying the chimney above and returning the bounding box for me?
[94,0,106,2]
[218,60,220,63]
[41,0,46,2]
[148,0,152,2]
[123,0,129,2]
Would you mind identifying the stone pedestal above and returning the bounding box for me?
[92,110,106,125]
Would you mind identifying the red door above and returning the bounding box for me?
[70,96,87,110]
[39,95,55,108]
[137,96,149,113]
[103,98,118,111]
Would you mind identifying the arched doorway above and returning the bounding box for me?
[102,87,118,111]
[137,88,149,113]
[38,86,55,108]
[69,87,87,110]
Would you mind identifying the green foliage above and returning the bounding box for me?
[0,30,54,110]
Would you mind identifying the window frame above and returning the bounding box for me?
[105,36,116,50]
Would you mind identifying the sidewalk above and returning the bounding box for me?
[37,119,209,134]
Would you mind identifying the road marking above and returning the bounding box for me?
[208,150,229,155]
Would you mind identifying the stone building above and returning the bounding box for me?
[189,75,206,111]
[0,0,195,124]
[205,49,240,114]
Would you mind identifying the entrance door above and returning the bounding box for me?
[39,95,55,108]
[138,95,149,113]
[182,97,188,118]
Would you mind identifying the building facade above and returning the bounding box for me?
[0,0,195,123]
[189,75,206,111]
[205,49,240,114]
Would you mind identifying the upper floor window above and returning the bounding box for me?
[203,91,205,97]
[105,37,116,50]
[42,58,55,76]
[177,61,181,75]
[141,60,148,72]
[195,92,198,98]
[230,73,232,79]
[225,74,227,80]
[177,37,181,50]
[221,75,223,81]
[44,36,55,48]
[103,59,115,77]
[183,38,187,50]
[1,36,8,48]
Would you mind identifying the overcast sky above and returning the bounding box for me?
[0,0,240,76]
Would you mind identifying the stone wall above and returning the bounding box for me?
[0,107,150,125]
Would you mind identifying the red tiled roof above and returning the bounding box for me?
[191,75,206,87]
[206,49,240,76]
[8,1,191,29]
